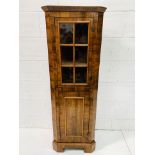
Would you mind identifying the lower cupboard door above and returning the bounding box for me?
[58,91,92,143]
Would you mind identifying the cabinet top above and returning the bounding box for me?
[41,6,107,13]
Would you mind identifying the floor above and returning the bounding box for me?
[19,128,134,155]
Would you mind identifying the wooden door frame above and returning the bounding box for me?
[58,90,92,143]
[54,17,94,87]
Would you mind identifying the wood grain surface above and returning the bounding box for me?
[42,5,106,152]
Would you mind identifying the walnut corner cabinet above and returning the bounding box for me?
[41,6,107,153]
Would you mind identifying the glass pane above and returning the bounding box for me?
[75,46,87,65]
[61,46,73,65]
[75,67,87,83]
[62,67,73,83]
[60,24,73,44]
[75,23,88,44]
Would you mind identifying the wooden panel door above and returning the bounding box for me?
[58,90,92,143]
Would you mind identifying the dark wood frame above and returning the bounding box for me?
[42,6,107,153]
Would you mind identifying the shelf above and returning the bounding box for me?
[60,44,88,46]
[61,83,88,85]
[61,63,87,67]
[75,63,87,67]
[61,62,74,67]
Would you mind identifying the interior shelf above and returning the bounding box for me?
[60,44,88,46]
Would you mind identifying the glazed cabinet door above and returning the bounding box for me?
[55,17,93,86]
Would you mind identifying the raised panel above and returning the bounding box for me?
[64,97,84,137]
[58,90,91,143]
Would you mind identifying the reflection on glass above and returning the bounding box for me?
[75,23,88,44]
[62,67,73,83]
[61,46,73,65]
[75,46,87,65]
[60,24,73,44]
[75,67,87,83]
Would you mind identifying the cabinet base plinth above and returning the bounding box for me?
[53,140,95,153]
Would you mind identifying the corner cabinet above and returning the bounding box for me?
[42,6,107,153]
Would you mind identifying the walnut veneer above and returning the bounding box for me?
[42,5,107,153]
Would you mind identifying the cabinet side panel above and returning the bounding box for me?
[93,13,103,86]
[89,12,104,139]
[45,13,60,140]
